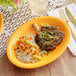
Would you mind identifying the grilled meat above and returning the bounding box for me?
[35,26,64,50]
[41,26,58,31]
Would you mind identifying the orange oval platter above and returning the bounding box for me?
[7,17,70,69]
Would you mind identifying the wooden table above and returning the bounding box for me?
[0,0,76,76]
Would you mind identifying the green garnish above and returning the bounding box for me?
[41,32,53,41]
[45,24,50,27]
[50,32,53,35]
[41,32,46,38]
[44,35,53,40]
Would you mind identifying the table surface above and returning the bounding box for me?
[0,0,76,76]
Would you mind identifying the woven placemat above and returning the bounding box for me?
[0,0,68,57]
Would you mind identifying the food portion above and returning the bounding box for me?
[35,24,64,50]
[14,23,64,63]
[14,35,48,63]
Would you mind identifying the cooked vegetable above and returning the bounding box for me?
[45,24,50,27]
[15,35,48,63]
[35,24,64,50]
